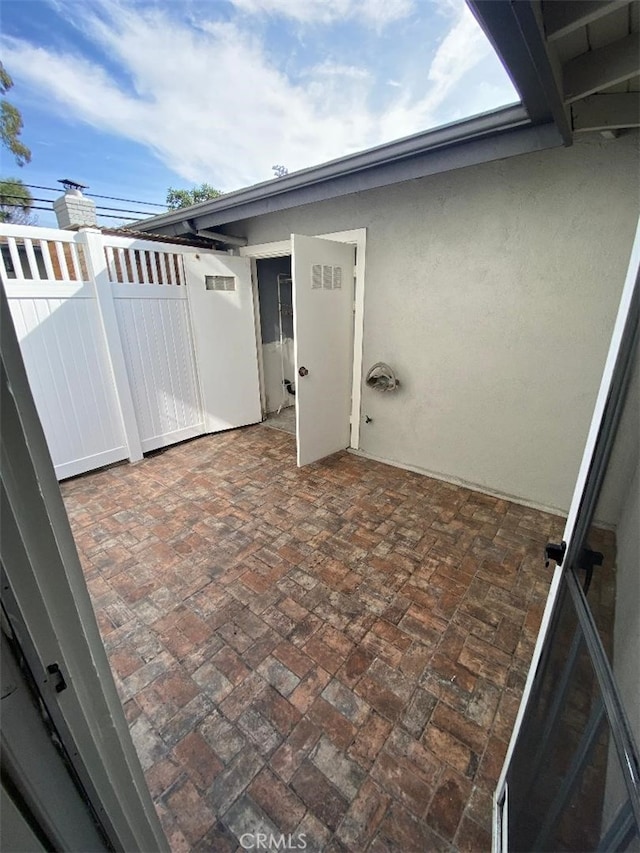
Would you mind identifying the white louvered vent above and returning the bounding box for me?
[205,275,236,292]
[311,263,343,291]
[311,264,322,289]
[322,265,333,290]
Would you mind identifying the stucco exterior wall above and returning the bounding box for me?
[233,133,639,513]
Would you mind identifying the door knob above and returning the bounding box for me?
[298,366,309,377]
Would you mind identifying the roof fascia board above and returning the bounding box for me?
[467,0,572,145]
[153,121,563,233]
[135,105,528,233]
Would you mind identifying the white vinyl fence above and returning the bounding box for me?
[1,224,207,479]
[105,241,204,454]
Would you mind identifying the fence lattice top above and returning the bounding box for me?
[104,245,184,285]
[1,229,186,286]
[0,234,89,282]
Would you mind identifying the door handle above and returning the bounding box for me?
[298,366,309,377]
[544,541,566,568]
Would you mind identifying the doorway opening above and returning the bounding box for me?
[244,230,366,466]
[255,256,296,436]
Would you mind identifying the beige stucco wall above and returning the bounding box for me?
[234,132,639,513]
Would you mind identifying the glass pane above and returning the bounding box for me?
[581,340,639,733]
[599,764,640,852]
[506,579,640,852]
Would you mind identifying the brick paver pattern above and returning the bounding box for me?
[61,426,565,853]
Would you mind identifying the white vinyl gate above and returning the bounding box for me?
[0,224,241,479]
[105,243,204,453]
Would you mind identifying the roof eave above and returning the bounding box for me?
[467,0,572,145]
[135,103,550,234]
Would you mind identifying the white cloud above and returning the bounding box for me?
[358,2,508,141]
[427,3,492,97]
[229,0,415,27]
[1,0,517,190]
[308,61,371,80]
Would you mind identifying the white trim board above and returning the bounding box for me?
[240,239,291,259]
[249,258,268,415]
[242,228,367,450]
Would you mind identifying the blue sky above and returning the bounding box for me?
[1,0,518,226]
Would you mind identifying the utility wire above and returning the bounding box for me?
[22,184,167,208]
[1,194,154,216]
[8,204,140,222]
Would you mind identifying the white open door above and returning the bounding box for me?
[292,234,355,466]
[184,252,261,433]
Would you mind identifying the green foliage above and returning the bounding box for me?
[0,64,12,93]
[0,62,31,167]
[166,183,221,210]
[0,177,34,224]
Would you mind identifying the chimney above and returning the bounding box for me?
[53,179,98,229]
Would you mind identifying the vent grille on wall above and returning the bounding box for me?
[205,275,236,292]
[311,264,343,291]
[311,264,322,289]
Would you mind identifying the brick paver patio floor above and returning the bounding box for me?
[61,426,564,852]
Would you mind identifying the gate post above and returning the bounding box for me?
[79,229,143,463]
